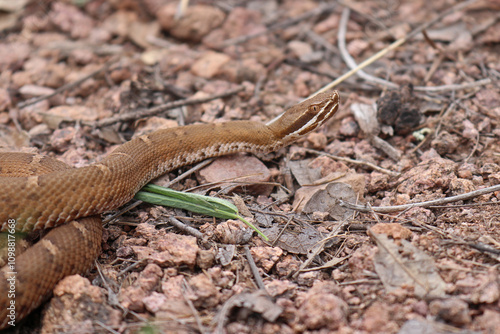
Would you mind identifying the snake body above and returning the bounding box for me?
[0,91,339,328]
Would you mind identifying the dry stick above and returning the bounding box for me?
[270,216,294,248]
[165,158,214,187]
[181,279,206,334]
[464,132,481,163]
[314,0,487,95]
[340,183,500,213]
[284,58,336,80]
[470,11,500,36]
[337,0,391,34]
[92,86,245,127]
[17,58,117,108]
[292,218,349,279]
[415,78,492,93]
[168,215,204,239]
[337,8,398,90]
[303,148,400,177]
[244,245,266,290]
[95,321,121,334]
[186,177,287,194]
[338,9,492,93]
[305,29,338,54]
[434,90,477,138]
[427,201,500,209]
[336,7,492,92]
[117,259,148,277]
[218,3,337,48]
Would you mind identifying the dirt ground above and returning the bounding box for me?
[1,0,500,333]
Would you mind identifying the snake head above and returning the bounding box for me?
[267,90,340,145]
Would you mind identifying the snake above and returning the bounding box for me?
[0,90,339,329]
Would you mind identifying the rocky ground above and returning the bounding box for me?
[1,0,499,333]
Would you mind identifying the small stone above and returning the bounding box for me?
[361,302,391,332]
[42,275,121,333]
[429,298,471,326]
[157,4,225,42]
[191,51,231,79]
[297,281,347,330]
[199,154,272,195]
[370,223,412,240]
[187,273,221,308]
[250,246,283,273]
[339,116,360,137]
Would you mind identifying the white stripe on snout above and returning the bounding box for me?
[286,99,337,137]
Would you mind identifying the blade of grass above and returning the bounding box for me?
[135,184,268,241]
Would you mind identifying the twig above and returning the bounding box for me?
[370,135,401,161]
[470,11,500,37]
[218,3,337,48]
[337,0,391,34]
[17,57,117,108]
[117,259,147,277]
[414,78,492,93]
[305,29,338,54]
[303,148,400,177]
[315,0,486,94]
[244,245,266,290]
[292,218,349,278]
[337,8,398,90]
[181,279,206,334]
[91,86,245,127]
[427,201,500,209]
[167,159,214,187]
[336,7,491,93]
[270,216,293,247]
[434,90,477,138]
[95,321,121,334]
[284,58,337,80]
[168,215,204,239]
[340,183,500,213]
[464,132,480,163]
[284,57,380,92]
[104,200,142,224]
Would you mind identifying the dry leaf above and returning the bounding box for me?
[40,105,99,129]
[289,159,322,186]
[302,182,356,221]
[370,232,446,298]
[216,245,236,266]
[351,102,379,136]
[215,290,282,330]
[421,22,469,42]
[263,224,326,255]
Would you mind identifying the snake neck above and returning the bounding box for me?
[102,121,280,184]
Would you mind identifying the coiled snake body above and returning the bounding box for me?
[0,91,339,328]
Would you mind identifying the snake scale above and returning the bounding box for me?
[0,91,339,329]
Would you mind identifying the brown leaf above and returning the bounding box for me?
[263,224,327,255]
[370,232,446,298]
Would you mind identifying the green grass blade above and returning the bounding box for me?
[135,184,269,241]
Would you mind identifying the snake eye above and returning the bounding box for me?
[310,105,319,113]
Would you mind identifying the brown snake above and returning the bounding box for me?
[0,91,339,328]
